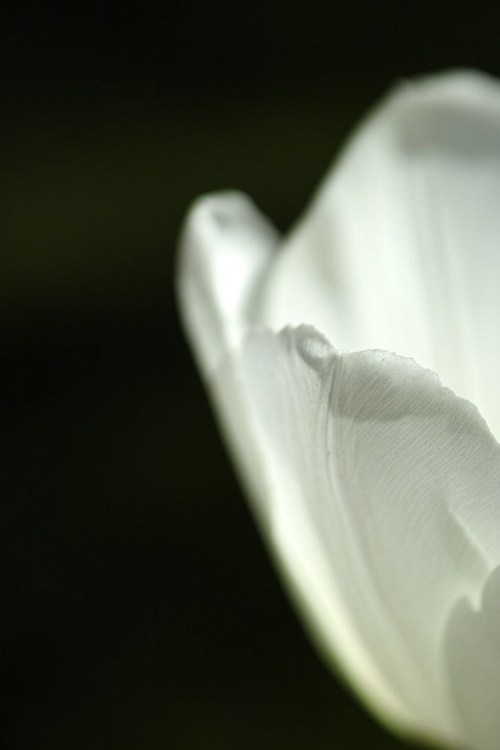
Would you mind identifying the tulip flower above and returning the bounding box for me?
[177,70,500,749]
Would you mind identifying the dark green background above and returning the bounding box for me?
[3,3,499,748]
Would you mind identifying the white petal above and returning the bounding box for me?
[177,191,282,515]
[445,566,500,750]
[176,72,500,745]
[177,190,279,378]
[235,326,500,744]
[258,70,500,438]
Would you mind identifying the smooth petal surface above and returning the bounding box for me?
[258,70,500,439]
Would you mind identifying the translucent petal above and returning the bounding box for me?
[258,70,500,438]
[238,326,500,744]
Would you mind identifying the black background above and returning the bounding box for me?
[2,3,499,748]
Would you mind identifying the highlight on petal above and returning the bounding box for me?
[258,70,500,439]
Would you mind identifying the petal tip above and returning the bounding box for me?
[386,67,500,113]
[181,190,264,241]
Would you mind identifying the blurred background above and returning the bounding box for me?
[3,2,500,748]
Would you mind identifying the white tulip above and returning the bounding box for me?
[176,70,500,749]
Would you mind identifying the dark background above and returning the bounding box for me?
[3,3,499,748]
